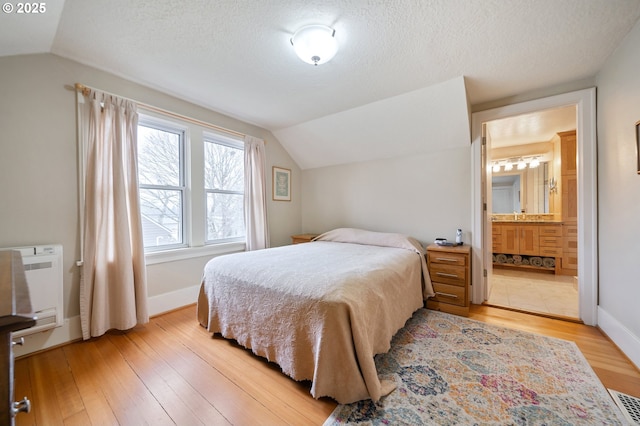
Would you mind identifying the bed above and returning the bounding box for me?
[196,228,434,404]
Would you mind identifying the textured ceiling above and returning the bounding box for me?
[1,0,639,167]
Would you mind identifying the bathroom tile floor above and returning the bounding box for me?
[486,268,579,320]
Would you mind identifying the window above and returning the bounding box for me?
[136,112,247,260]
[137,119,186,251]
[204,134,245,243]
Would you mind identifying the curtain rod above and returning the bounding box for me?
[74,83,253,141]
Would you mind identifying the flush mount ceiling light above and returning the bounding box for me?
[290,25,338,66]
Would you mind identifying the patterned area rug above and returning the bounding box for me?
[324,309,625,425]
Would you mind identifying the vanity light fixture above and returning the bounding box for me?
[517,158,527,170]
[529,157,540,168]
[291,24,338,66]
[493,155,549,173]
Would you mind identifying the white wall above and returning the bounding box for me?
[302,146,471,245]
[595,20,640,368]
[275,77,470,171]
[299,75,471,245]
[0,53,301,353]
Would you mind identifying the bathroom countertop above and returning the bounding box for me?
[492,220,563,223]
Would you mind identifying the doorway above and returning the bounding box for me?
[484,106,579,320]
[470,88,598,326]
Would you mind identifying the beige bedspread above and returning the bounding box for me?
[197,228,433,403]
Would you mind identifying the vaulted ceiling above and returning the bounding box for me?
[2,0,639,168]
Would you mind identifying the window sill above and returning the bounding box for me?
[145,242,246,265]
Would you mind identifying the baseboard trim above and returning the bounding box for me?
[14,285,201,357]
[597,306,640,371]
[148,284,200,317]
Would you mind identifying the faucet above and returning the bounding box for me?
[514,211,518,221]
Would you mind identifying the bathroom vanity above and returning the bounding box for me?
[492,220,562,273]
[491,130,577,276]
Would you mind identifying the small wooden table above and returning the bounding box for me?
[290,234,320,244]
[425,244,471,317]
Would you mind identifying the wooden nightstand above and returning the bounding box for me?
[291,233,319,244]
[425,244,471,317]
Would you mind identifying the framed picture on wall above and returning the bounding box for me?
[636,120,640,174]
[273,166,291,201]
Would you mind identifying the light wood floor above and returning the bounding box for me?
[14,304,640,425]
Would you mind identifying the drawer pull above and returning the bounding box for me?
[12,397,31,416]
[435,257,458,262]
[436,272,458,278]
[435,291,458,299]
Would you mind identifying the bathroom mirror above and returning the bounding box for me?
[491,162,550,213]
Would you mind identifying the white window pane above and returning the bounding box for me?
[204,142,243,191]
[206,193,244,241]
[140,188,183,247]
[138,125,181,186]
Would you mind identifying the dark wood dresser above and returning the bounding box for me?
[1,250,36,424]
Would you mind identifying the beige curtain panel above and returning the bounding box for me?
[78,89,149,340]
[244,135,269,250]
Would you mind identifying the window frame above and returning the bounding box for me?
[203,132,246,245]
[137,115,189,252]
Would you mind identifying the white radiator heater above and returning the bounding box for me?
[10,244,64,338]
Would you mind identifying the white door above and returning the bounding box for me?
[482,123,493,300]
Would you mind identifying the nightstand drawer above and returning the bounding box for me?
[427,251,467,267]
[431,283,466,307]
[429,263,466,286]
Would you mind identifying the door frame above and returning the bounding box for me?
[470,88,598,325]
